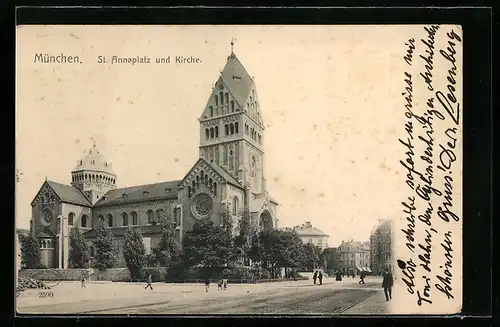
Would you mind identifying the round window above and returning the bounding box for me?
[41,209,53,226]
[191,193,213,219]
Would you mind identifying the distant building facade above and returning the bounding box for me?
[290,221,329,249]
[337,240,371,276]
[370,219,393,275]
[28,48,279,269]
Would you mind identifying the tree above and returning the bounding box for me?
[182,218,233,271]
[300,243,322,271]
[233,208,252,264]
[123,227,146,280]
[93,221,119,270]
[152,214,181,268]
[322,247,342,273]
[68,226,90,268]
[20,234,42,269]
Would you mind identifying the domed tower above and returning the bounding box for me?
[70,142,117,205]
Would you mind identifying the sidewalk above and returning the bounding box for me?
[342,289,390,314]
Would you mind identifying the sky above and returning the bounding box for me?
[16,25,414,246]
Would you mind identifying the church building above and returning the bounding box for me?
[29,47,279,268]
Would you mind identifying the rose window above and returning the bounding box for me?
[42,209,53,225]
[193,193,213,217]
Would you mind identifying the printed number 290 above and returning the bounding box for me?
[38,291,54,298]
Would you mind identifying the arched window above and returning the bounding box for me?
[209,106,213,117]
[188,185,192,198]
[131,212,138,225]
[205,128,209,140]
[81,214,88,228]
[220,92,224,104]
[213,182,217,195]
[196,175,200,187]
[230,123,234,134]
[106,214,113,227]
[231,101,235,112]
[232,197,238,215]
[225,124,229,135]
[229,150,234,171]
[209,178,213,192]
[225,93,229,104]
[223,145,228,165]
[122,212,128,226]
[97,215,104,226]
[215,95,218,106]
[44,192,50,203]
[147,210,154,224]
[205,175,209,187]
[259,134,262,144]
[210,127,214,138]
[235,122,239,134]
[215,126,219,137]
[68,212,75,226]
[156,209,165,223]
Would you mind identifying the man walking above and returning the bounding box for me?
[382,268,393,301]
[318,271,323,285]
[359,271,365,284]
[313,271,318,285]
[145,273,153,290]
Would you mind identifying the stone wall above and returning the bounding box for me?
[18,267,168,282]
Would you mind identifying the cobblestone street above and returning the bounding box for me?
[17,276,389,315]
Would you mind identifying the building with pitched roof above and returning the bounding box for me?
[290,221,329,249]
[29,46,279,268]
[337,240,371,276]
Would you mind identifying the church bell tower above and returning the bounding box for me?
[71,142,117,205]
[198,41,266,196]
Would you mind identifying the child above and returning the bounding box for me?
[81,274,86,288]
[217,279,223,291]
[223,277,228,290]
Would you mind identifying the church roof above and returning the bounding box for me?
[93,180,182,207]
[220,52,254,109]
[203,158,243,188]
[45,180,92,207]
[36,229,56,238]
[72,144,115,175]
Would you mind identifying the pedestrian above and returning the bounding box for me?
[313,271,318,285]
[217,278,223,291]
[382,268,393,301]
[359,271,365,284]
[204,278,210,292]
[145,273,153,290]
[81,274,86,288]
[318,271,323,285]
[223,276,228,290]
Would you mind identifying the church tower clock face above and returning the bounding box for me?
[41,209,53,226]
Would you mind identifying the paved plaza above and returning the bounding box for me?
[17,276,390,315]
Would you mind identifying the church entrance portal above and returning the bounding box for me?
[259,210,273,232]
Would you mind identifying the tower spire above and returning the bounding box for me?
[231,38,235,53]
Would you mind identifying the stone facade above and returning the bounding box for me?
[337,240,371,276]
[29,48,279,269]
[369,220,393,276]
